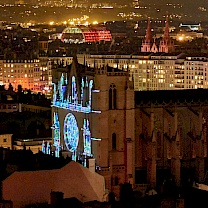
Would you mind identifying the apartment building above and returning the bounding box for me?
[0,59,40,91]
[0,58,52,93]
[50,53,208,91]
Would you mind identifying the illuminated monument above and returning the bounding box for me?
[51,57,100,161]
[51,56,135,195]
[61,26,112,43]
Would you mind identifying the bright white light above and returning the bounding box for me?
[92,21,98,25]
[178,36,183,41]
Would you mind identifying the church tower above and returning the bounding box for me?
[141,19,152,52]
[159,16,175,53]
[93,66,135,196]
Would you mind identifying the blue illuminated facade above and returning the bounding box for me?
[51,112,61,157]
[52,75,100,114]
[83,119,92,156]
[51,72,100,162]
[64,113,79,161]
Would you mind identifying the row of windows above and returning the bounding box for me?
[0,104,17,110]
[3,69,39,73]
[4,64,40,68]
[4,60,40,63]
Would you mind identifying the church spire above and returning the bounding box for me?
[159,15,175,53]
[163,16,169,40]
[141,18,153,52]
[145,18,152,42]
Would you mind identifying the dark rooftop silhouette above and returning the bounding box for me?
[135,89,208,105]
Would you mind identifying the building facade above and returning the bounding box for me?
[0,134,13,149]
[51,57,135,195]
[134,90,208,189]
[50,53,208,92]
[0,58,52,93]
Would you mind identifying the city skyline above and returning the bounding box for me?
[0,0,206,23]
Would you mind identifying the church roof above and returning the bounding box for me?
[135,89,208,106]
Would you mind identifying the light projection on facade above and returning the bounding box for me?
[51,112,61,157]
[52,75,101,114]
[52,73,101,160]
[64,113,79,161]
[83,119,92,156]
[42,141,45,153]
[42,141,51,155]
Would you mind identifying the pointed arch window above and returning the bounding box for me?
[112,133,117,150]
[115,176,119,185]
[109,84,117,110]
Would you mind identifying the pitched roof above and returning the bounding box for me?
[3,161,105,207]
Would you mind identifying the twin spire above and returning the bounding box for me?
[141,16,175,53]
[145,18,152,43]
[163,16,170,40]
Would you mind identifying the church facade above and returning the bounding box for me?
[135,90,208,189]
[51,57,135,195]
[141,16,175,53]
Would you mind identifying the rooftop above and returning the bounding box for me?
[135,89,208,105]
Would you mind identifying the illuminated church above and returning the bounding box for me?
[51,56,135,194]
[141,16,175,53]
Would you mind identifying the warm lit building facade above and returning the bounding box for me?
[0,59,40,91]
[0,134,13,149]
[13,137,52,154]
[39,57,52,93]
[50,53,208,91]
[0,59,52,93]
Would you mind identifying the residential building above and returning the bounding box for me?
[0,58,52,94]
[0,134,13,149]
[13,137,52,154]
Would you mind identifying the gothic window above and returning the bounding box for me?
[115,176,119,185]
[109,84,117,110]
[109,88,112,109]
[112,133,117,150]
[112,176,119,186]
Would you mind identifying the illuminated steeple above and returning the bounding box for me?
[141,18,153,52]
[163,16,170,40]
[159,16,175,53]
[145,18,152,42]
